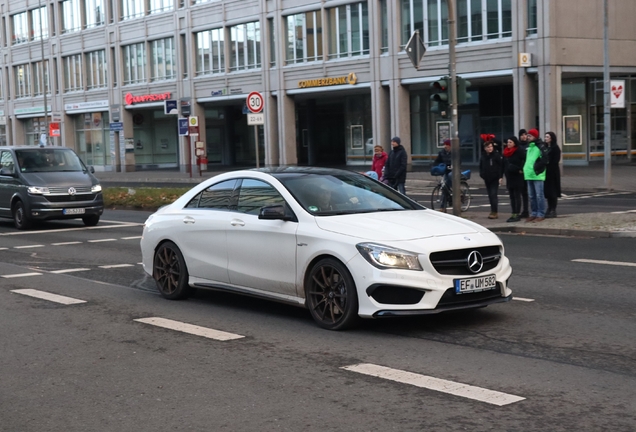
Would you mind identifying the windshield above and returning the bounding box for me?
[275,172,424,216]
[16,148,86,173]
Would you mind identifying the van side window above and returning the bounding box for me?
[0,151,15,173]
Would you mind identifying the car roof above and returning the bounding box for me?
[253,167,361,177]
[0,146,74,151]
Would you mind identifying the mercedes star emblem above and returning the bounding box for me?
[467,251,484,274]
[68,187,76,195]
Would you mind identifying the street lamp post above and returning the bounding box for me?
[447,0,461,216]
[38,0,49,146]
[603,0,611,189]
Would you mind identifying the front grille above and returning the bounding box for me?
[429,246,501,275]
[366,285,425,305]
[47,186,92,194]
[437,283,503,308]
[44,193,97,203]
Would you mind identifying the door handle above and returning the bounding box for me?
[183,216,195,224]
[230,219,245,227]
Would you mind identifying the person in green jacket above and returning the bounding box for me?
[522,129,548,222]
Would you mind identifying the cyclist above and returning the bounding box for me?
[434,139,452,212]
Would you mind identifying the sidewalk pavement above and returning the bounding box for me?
[95,161,636,238]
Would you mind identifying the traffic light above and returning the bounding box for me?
[457,76,472,105]
[430,77,451,117]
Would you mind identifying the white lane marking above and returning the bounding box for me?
[0,247,9,251]
[11,289,86,305]
[134,317,245,341]
[1,272,43,278]
[342,363,525,406]
[572,258,636,268]
[99,264,134,269]
[0,222,143,236]
[50,268,91,274]
[513,297,535,302]
[52,241,83,246]
[88,238,117,243]
[610,209,636,214]
[121,236,142,240]
[14,245,45,249]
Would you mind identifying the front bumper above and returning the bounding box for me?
[26,193,104,221]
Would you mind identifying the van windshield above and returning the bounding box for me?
[16,148,86,173]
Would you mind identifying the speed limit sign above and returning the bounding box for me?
[246,92,264,114]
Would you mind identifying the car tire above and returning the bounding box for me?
[153,241,192,300]
[82,215,100,226]
[12,200,32,230]
[305,258,359,331]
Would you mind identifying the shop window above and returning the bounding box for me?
[148,0,173,15]
[195,28,224,75]
[14,64,31,98]
[151,38,176,81]
[121,0,144,20]
[33,61,50,96]
[285,11,322,64]
[61,0,82,33]
[63,54,83,92]
[123,42,146,85]
[85,0,105,28]
[527,0,537,35]
[86,50,108,89]
[74,113,111,166]
[328,2,369,59]
[31,6,48,40]
[12,12,29,44]
[230,22,261,71]
[25,117,50,146]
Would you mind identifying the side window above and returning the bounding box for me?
[0,151,15,172]
[237,179,286,215]
[192,179,238,210]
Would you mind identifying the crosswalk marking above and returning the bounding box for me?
[11,289,86,305]
[572,258,636,268]
[134,317,245,341]
[342,363,525,406]
[1,272,42,278]
[50,268,91,274]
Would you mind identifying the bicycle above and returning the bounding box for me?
[430,169,472,212]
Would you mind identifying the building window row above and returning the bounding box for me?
[12,6,48,45]
[13,61,51,99]
[194,22,260,75]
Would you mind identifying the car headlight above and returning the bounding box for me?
[27,186,50,195]
[356,243,423,271]
[91,184,102,193]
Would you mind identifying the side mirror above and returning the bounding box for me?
[0,167,16,177]
[89,166,95,174]
[258,204,294,221]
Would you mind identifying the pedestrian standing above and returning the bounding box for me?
[503,136,526,222]
[371,145,388,181]
[522,129,548,222]
[384,136,408,195]
[518,129,530,218]
[544,131,562,218]
[434,139,453,212]
[479,135,504,219]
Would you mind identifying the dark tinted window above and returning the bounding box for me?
[0,151,15,172]
[186,179,237,210]
[236,179,285,215]
[16,149,84,172]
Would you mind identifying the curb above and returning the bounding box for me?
[489,225,636,238]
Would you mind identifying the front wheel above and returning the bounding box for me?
[82,215,100,226]
[153,241,192,300]
[430,185,442,210]
[460,181,471,212]
[305,258,359,330]
[13,200,32,230]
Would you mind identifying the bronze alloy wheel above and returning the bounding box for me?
[153,241,191,300]
[306,258,358,330]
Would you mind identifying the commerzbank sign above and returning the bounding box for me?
[298,72,358,89]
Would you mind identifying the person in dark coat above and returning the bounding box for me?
[503,136,526,222]
[518,129,530,218]
[479,135,504,219]
[544,131,562,218]
[384,136,408,195]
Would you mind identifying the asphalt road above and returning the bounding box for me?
[1,210,635,431]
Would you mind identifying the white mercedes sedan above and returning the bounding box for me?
[140,168,512,330]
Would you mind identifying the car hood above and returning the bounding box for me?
[314,210,486,241]
[21,171,97,187]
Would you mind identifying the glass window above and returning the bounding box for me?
[86,0,105,28]
[401,0,447,48]
[33,61,50,96]
[527,0,537,35]
[86,50,108,89]
[150,38,176,81]
[328,2,369,59]
[486,0,511,39]
[123,43,146,84]
[12,12,29,44]
[62,0,82,33]
[230,22,261,71]
[32,6,48,40]
[148,0,173,15]
[268,18,276,66]
[380,0,388,53]
[237,179,286,215]
[458,0,483,43]
[192,180,238,210]
[14,64,31,98]
[63,54,84,92]
[0,151,16,172]
[195,28,224,75]
[285,11,322,64]
[121,0,144,20]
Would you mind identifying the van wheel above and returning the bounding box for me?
[13,201,32,230]
[82,215,100,226]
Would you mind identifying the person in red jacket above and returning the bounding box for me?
[371,145,388,181]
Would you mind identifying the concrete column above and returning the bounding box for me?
[278,94,297,166]
[371,83,390,152]
[265,94,279,166]
[391,82,412,166]
[121,107,135,172]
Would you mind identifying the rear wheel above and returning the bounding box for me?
[12,201,32,230]
[460,181,471,212]
[305,258,359,330]
[82,215,100,226]
[153,241,192,300]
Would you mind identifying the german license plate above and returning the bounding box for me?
[63,208,85,215]
[454,274,497,294]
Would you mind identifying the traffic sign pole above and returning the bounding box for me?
[246,92,265,168]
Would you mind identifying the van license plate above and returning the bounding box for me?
[63,208,85,215]
[454,275,497,294]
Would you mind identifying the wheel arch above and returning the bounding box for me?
[302,253,351,298]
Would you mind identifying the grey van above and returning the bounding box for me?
[0,146,104,230]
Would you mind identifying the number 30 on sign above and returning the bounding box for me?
[247,92,264,114]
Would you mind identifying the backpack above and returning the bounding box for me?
[532,143,549,175]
